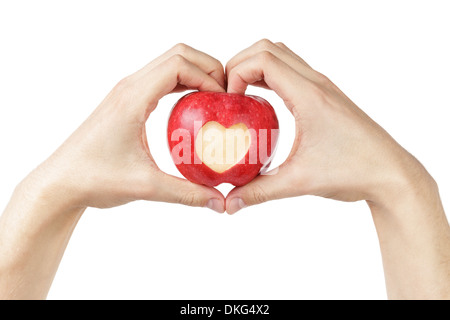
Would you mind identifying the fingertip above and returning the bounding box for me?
[226,73,248,95]
[205,198,225,213]
[226,197,247,214]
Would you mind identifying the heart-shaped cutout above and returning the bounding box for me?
[195,121,251,173]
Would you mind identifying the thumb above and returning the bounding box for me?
[225,165,299,214]
[151,171,225,213]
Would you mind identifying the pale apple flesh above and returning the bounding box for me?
[194,121,251,173]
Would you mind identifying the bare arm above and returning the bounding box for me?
[369,174,450,299]
[0,175,85,299]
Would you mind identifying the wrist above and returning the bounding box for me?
[367,153,442,217]
[366,153,450,300]
[16,164,87,216]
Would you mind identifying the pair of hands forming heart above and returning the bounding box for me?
[26,39,430,215]
[2,39,449,301]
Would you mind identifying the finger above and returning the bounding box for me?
[226,50,313,112]
[130,54,225,116]
[147,53,225,97]
[226,39,316,82]
[150,171,225,213]
[136,43,225,88]
[225,163,304,214]
[273,42,311,68]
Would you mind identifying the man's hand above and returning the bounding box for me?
[26,43,227,212]
[225,39,431,213]
[225,39,450,299]
[0,44,227,299]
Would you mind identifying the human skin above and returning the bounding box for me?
[225,39,450,299]
[0,40,449,299]
[0,44,226,299]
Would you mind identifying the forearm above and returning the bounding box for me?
[0,172,85,299]
[369,170,450,299]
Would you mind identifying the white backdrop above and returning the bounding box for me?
[1,1,449,300]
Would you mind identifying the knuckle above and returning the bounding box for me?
[256,50,276,65]
[110,76,136,103]
[256,38,274,50]
[249,185,269,204]
[179,190,200,206]
[172,42,190,55]
[274,41,287,49]
[212,58,223,71]
[208,59,223,76]
[114,76,132,91]
[314,71,331,85]
[169,53,187,67]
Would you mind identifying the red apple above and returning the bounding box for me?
[167,91,279,187]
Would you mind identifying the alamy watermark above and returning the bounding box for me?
[170,121,279,168]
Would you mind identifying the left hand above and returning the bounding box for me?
[24,43,226,213]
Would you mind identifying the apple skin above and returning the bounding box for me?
[167,91,279,187]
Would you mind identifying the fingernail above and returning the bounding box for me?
[205,198,224,213]
[227,197,246,215]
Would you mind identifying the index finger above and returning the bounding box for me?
[226,39,312,79]
[226,51,313,112]
[136,43,225,88]
[114,54,225,122]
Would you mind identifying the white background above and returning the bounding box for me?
[1,1,449,300]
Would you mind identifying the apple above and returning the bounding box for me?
[167,91,279,187]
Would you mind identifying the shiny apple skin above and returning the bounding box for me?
[167,91,279,187]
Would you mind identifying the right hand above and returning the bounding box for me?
[225,39,433,214]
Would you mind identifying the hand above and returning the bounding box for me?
[0,44,229,299]
[224,39,432,213]
[224,40,450,299]
[25,43,226,212]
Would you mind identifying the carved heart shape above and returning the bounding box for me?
[195,121,251,173]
